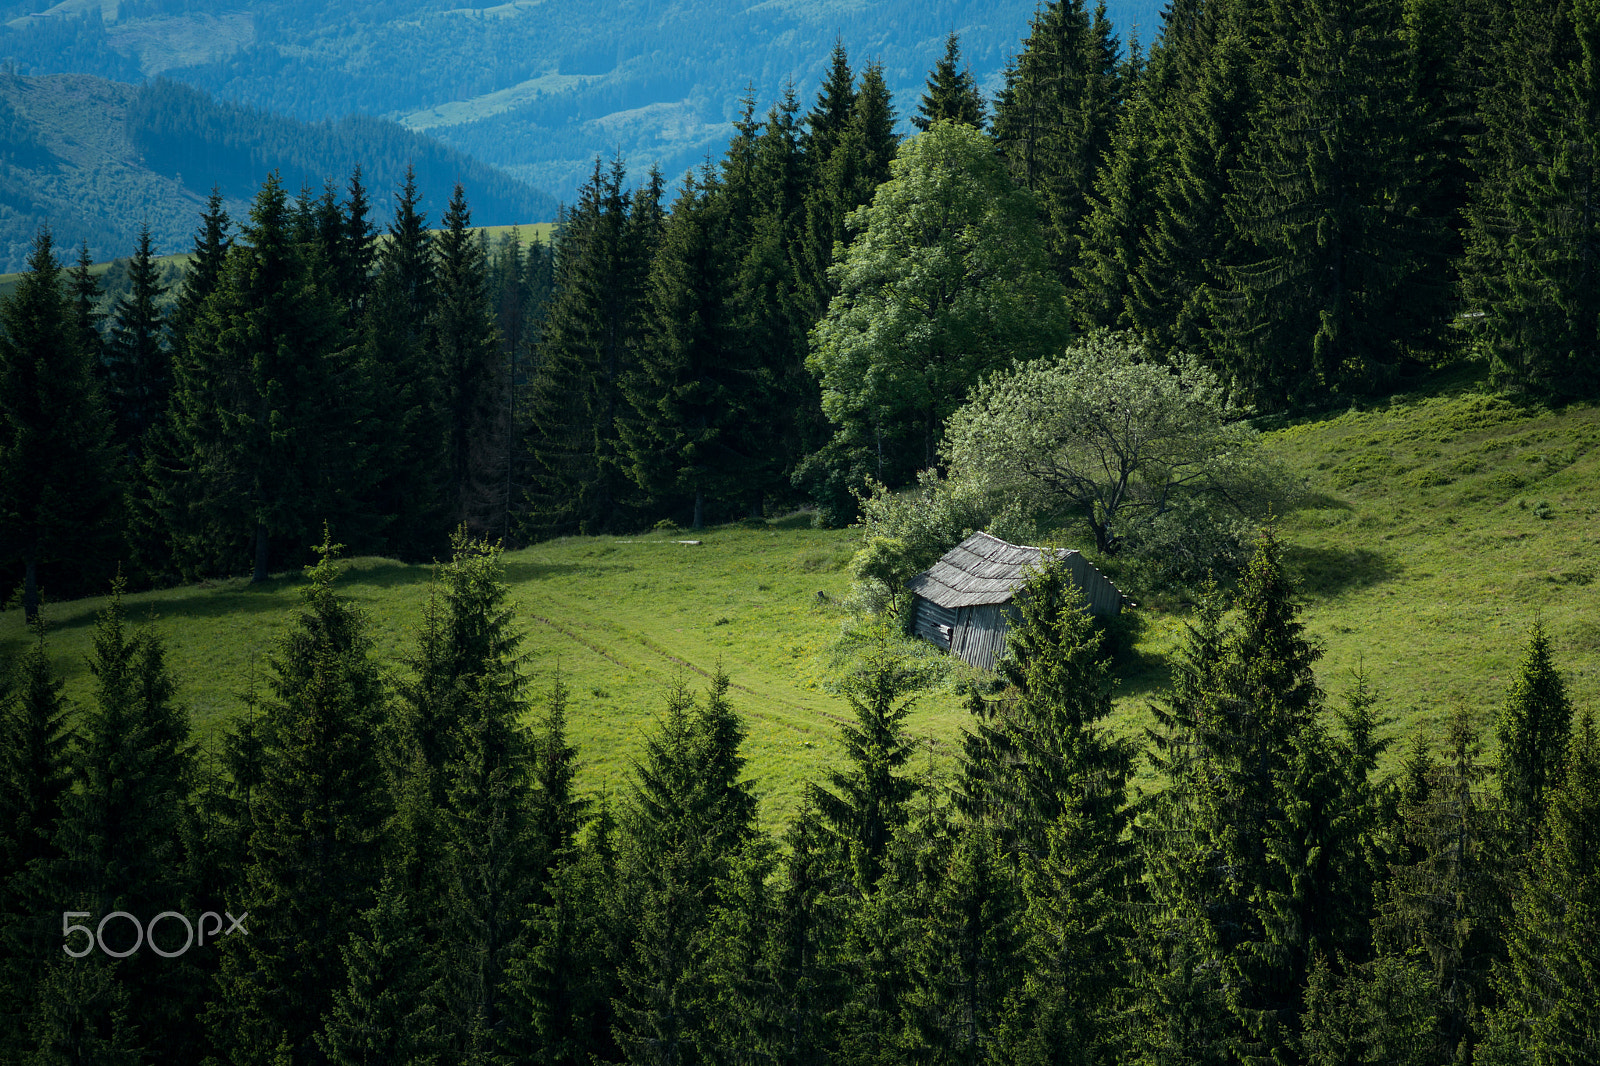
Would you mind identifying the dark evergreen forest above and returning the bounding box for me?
[3,0,1600,1061]
[2,528,1595,1065]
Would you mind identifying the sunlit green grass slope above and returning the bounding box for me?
[3,366,1598,824]
[0,519,972,828]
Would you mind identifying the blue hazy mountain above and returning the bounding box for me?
[0,0,1163,209]
[0,71,556,270]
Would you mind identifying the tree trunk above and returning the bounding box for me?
[23,555,38,623]
[253,521,270,583]
[693,486,705,531]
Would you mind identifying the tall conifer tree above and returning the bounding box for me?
[432,185,505,535]
[1464,0,1600,395]
[1486,708,1600,1063]
[912,32,988,131]
[66,239,104,369]
[809,627,921,891]
[431,535,539,1059]
[1217,0,1450,407]
[525,160,661,537]
[206,534,390,1065]
[51,578,200,1061]
[1125,0,1256,354]
[1496,620,1573,852]
[612,670,758,1064]
[163,174,365,581]
[364,166,446,560]
[103,223,170,461]
[992,0,1124,279]
[622,169,755,528]
[0,229,122,620]
[0,622,71,1061]
[1377,707,1512,1059]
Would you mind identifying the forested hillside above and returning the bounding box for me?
[0,0,1163,199]
[4,0,1600,1062]
[0,71,555,270]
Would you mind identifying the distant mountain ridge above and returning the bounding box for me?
[0,70,556,271]
[0,0,1164,203]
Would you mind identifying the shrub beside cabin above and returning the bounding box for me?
[906,531,1128,670]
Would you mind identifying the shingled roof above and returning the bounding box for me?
[905,531,1076,610]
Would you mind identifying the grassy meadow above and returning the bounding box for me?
[4,366,1599,825]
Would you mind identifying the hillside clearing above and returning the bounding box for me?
[3,370,1598,824]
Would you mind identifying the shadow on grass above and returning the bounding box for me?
[1285,544,1399,597]
[1102,609,1173,705]
[499,559,630,585]
[766,510,820,531]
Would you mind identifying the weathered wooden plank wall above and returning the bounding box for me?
[910,598,956,649]
[951,603,1010,671]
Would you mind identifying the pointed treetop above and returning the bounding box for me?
[913,31,988,131]
[1497,619,1573,840]
[806,39,858,159]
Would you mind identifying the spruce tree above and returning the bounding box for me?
[206,533,390,1065]
[1125,0,1256,354]
[621,168,753,528]
[1130,531,1327,1062]
[66,239,104,369]
[738,805,848,1065]
[25,956,141,1066]
[1376,706,1513,1060]
[0,228,122,620]
[335,167,378,333]
[506,817,620,1066]
[530,670,587,877]
[612,670,758,1064]
[794,51,861,332]
[1216,0,1450,407]
[102,223,170,461]
[992,0,1124,278]
[363,166,446,561]
[432,535,539,1059]
[898,821,1024,1064]
[1131,582,1236,1066]
[432,185,506,534]
[525,159,660,537]
[803,41,859,169]
[0,621,71,1061]
[1464,0,1600,396]
[1299,950,1441,1066]
[162,173,366,581]
[956,552,1135,859]
[731,87,811,503]
[1071,68,1162,330]
[958,554,1135,1066]
[168,187,233,366]
[993,803,1134,1066]
[808,626,921,891]
[1486,708,1600,1064]
[51,577,199,1060]
[317,872,444,1066]
[135,190,232,580]
[912,32,988,131]
[1496,620,1573,852]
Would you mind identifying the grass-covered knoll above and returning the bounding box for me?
[1264,376,1600,747]
[4,368,1598,821]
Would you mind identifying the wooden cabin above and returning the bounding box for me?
[905,531,1126,671]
